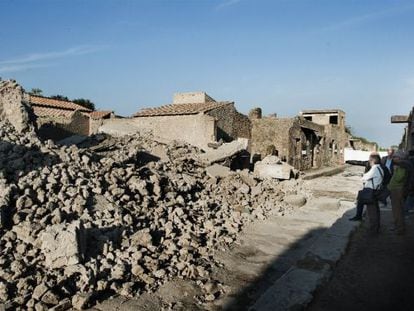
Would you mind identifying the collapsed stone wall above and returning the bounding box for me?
[0,114,303,309]
[0,80,35,133]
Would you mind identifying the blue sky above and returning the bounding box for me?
[1,0,413,147]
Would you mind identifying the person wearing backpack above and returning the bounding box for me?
[388,151,408,235]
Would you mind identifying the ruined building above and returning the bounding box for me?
[300,109,349,166]
[27,95,114,140]
[29,95,92,140]
[250,108,349,170]
[391,109,414,151]
[250,110,324,171]
[102,92,250,150]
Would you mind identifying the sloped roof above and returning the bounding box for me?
[90,110,113,120]
[29,95,92,112]
[32,106,76,118]
[133,101,233,117]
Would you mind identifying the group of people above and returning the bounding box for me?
[350,148,414,235]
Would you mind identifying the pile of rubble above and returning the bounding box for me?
[0,82,306,310]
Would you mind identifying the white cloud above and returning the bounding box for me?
[0,63,54,74]
[319,4,414,32]
[0,45,107,74]
[216,0,241,10]
[0,45,107,65]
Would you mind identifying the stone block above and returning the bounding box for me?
[254,162,293,180]
[41,221,86,269]
[284,194,307,207]
[199,138,249,165]
[205,164,232,178]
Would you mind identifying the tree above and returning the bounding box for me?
[72,98,96,111]
[29,88,43,96]
[50,94,70,101]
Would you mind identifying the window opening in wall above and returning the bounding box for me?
[304,116,312,121]
[329,115,338,125]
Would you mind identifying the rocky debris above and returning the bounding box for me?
[0,80,35,133]
[254,155,298,180]
[41,221,86,269]
[284,194,307,207]
[198,138,249,165]
[0,104,304,309]
[205,164,232,179]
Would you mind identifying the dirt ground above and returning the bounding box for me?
[307,206,414,311]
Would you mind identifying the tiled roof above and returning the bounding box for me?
[133,101,232,117]
[29,95,92,112]
[32,106,75,118]
[90,110,113,120]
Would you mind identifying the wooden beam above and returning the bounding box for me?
[391,115,409,123]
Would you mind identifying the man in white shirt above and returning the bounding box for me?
[363,154,384,233]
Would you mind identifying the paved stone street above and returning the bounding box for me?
[307,199,414,311]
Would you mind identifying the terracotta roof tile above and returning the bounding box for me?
[90,110,113,119]
[33,106,75,118]
[29,95,92,112]
[133,101,232,117]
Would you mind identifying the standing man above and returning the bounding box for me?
[388,151,408,235]
[382,148,395,176]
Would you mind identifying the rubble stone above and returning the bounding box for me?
[0,98,297,309]
[254,156,296,180]
[40,221,85,269]
[284,194,307,207]
[205,164,232,178]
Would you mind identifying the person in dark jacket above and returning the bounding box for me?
[381,148,395,176]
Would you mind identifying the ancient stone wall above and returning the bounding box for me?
[233,111,251,140]
[0,80,35,133]
[206,104,251,142]
[250,115,348,171]
[250,117,296,163]
[101,114,216,150]
[320,125,349,166]
[206,105,236,142]
[89,118,108,135]
[37,111,90,141]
